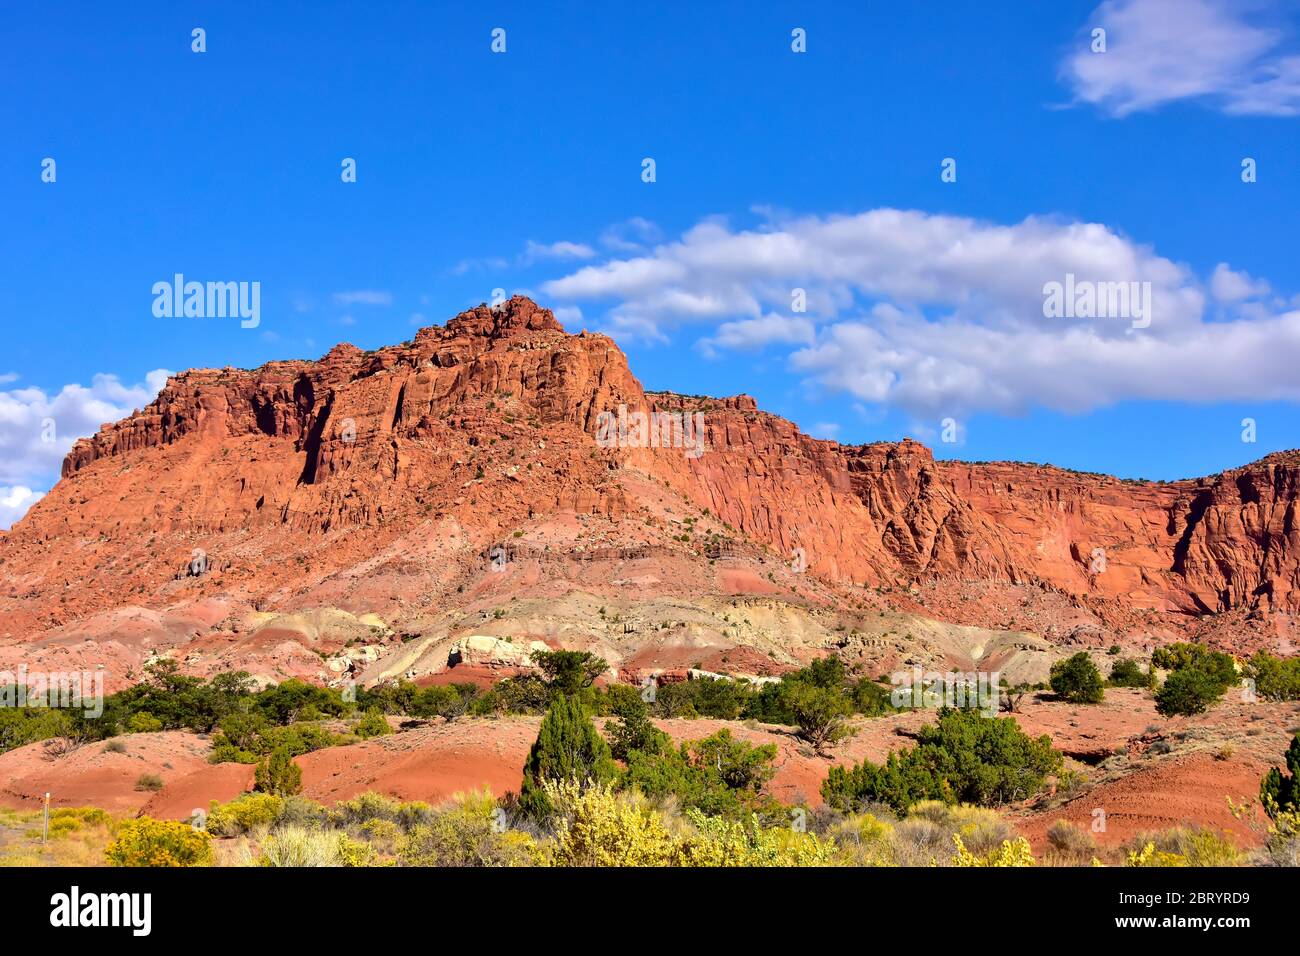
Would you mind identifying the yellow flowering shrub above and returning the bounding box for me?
[676,810,838,867]
[399,789,549,866]
[207,793,284,837]
[1126,842,1188,867]
[547,781,677,866]
[105,818,213,867]
[952,834,1035,867]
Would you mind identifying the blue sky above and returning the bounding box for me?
[3,0,1299,525]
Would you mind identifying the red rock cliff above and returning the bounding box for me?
[13,297,1300,630]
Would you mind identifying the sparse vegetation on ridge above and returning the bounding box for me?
[821,707,1062,814]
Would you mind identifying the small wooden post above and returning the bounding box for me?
[43,792,50,843]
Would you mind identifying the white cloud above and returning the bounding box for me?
[540,207,1300,417]
[0,370,170,528]
[332,290,393,306]
[700,313,815,356]
[1210,262,1270,302]
[0,486,42,528]
[599,217,662,253]
[790,305,1300,417]
[550,305,584,327]
[1061,0,1300,117]
[522,240,597,263]
[809,422,841,440]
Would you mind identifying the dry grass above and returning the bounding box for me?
[0,807,115,867]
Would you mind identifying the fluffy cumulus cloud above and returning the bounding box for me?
[0,369,170,528]
[0,486,42,530]
[1210,263,1270,302]
[1061,0,1300,117]
[541,207,1297,418]
[699,313,815,356]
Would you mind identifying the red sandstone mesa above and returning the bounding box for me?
[2,296,1297,687]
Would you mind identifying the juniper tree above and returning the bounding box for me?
[1261,733,1300,819]
[519,694,616,819]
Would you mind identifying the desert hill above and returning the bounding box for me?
[2,296,1297,691]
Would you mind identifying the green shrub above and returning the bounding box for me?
[134,773,164,792]
[650,681,703,718]
[519,694,616,819]
[532,649,607,697]
[0,704,75,755]
[1108,659,1153,688]
[469,674,551,716]
[210,715,346,764]
[1153,643,1237,685]
[404,683,480,719]
[1152,642,1211,671]
[252,678,346,724]
[206,793,285,836]
[681,676,753,720]
[353,708,392,739]
[849,678,896,717]
[621,729,778,820]
[97,661,256,736]
[822,708,1061,813]
[328,791,435,832]
[105,818,213,867]
[126,712,164,733]
[1246,652,1300,702]
[253,747,303,796]
[744,657,840,723]
[1150,643,1237,716]
[1261,732,1300,819]
[783,681,852,754]
[605,692,670,761]
[1155,664,1229,716]
[208,711,268,762]
[740,655,890,727]
[1050,653,1105,703]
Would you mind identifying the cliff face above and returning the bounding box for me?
[630,388,1300,617]
[10,296,1300,642]
[56,299,641,536]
